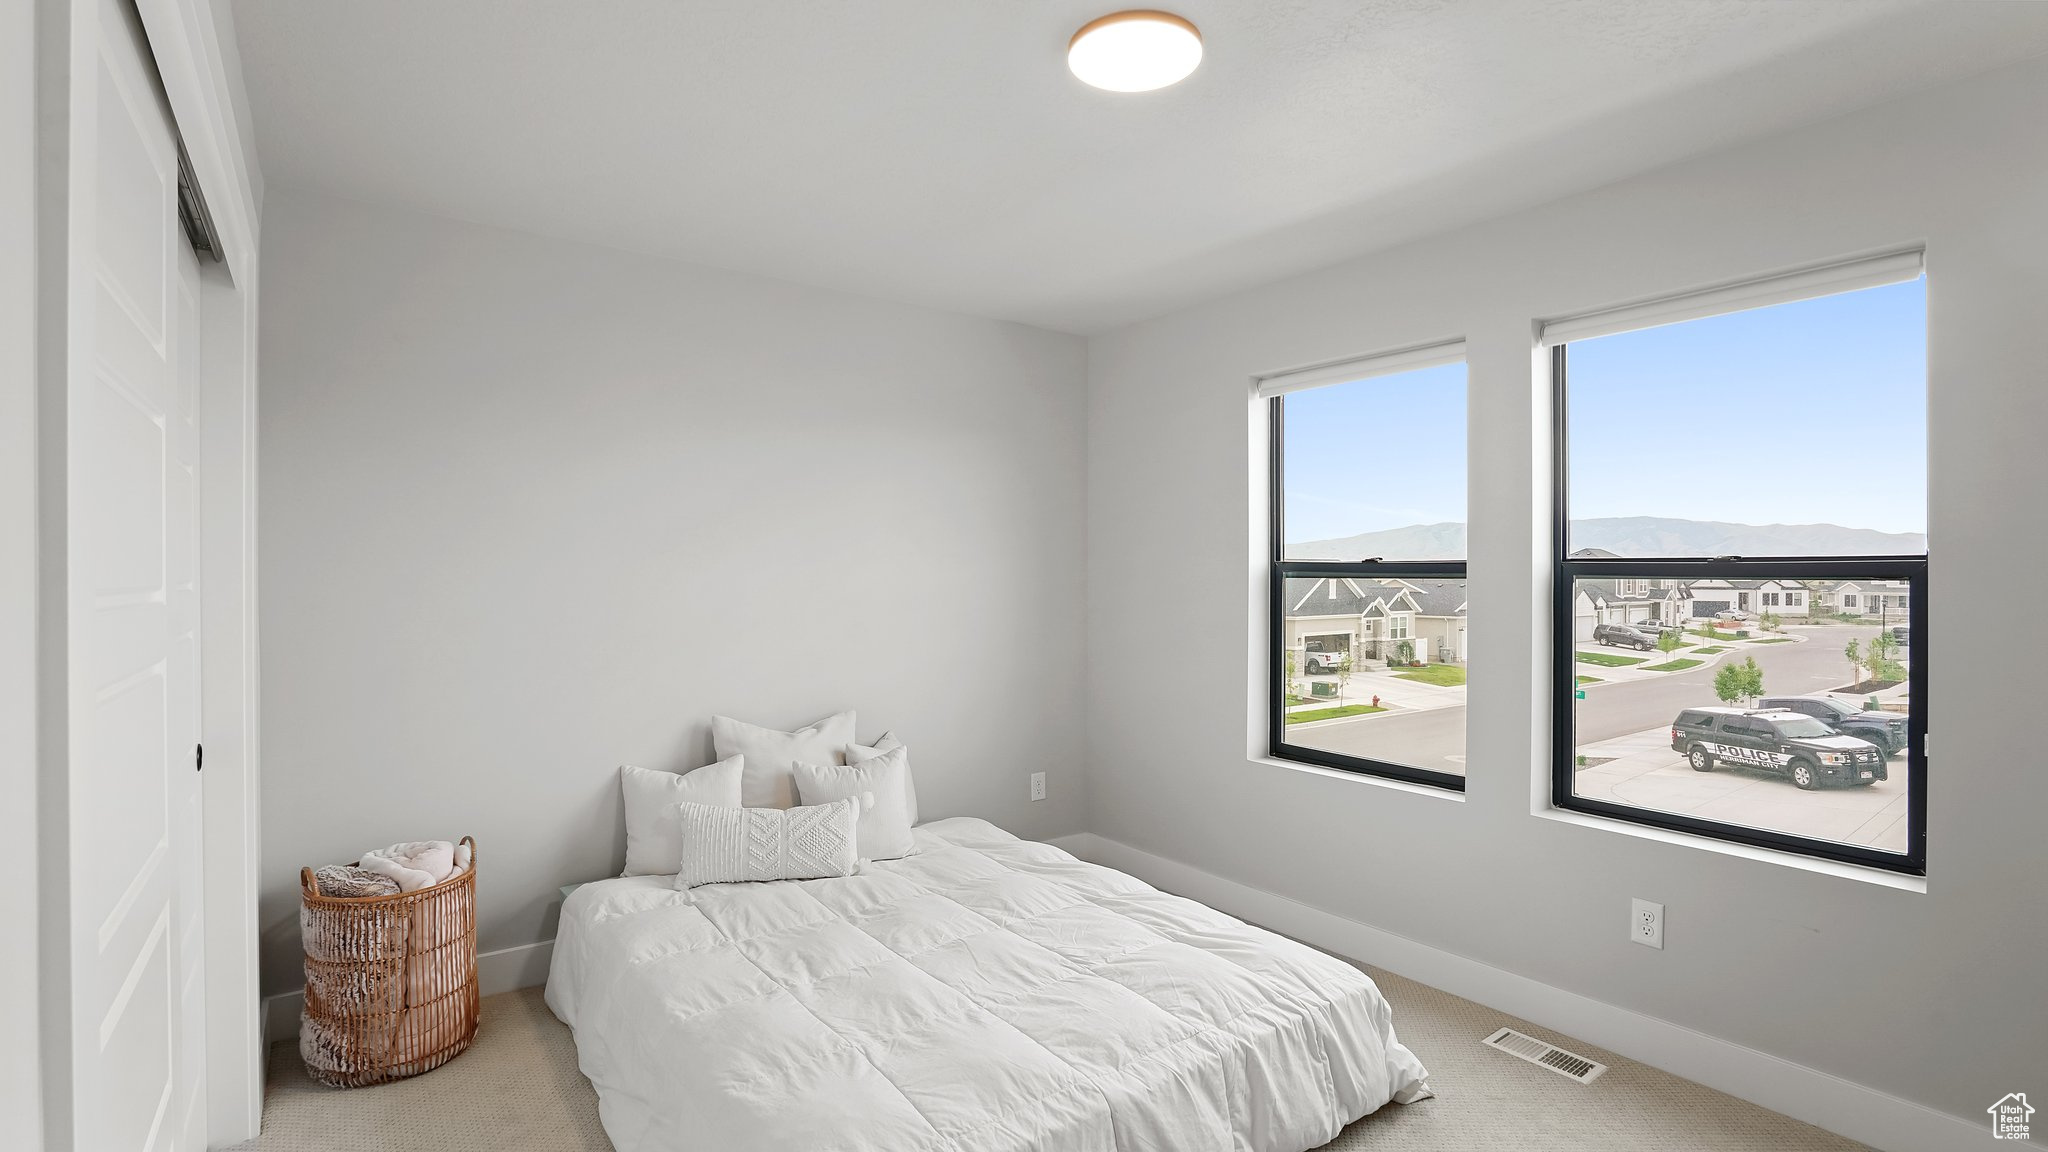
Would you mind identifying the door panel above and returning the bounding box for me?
[69,0,203,1147]
[170,234,207,1152]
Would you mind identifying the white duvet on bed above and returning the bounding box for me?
[547,817,1430,1152]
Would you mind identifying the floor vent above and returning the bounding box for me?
[1481,1027,1607,1084]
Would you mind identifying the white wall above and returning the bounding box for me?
[2,0,43,1146]
[256,190,1089,993]
[1086,57,2048,1129]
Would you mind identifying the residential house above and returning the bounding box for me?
[1283,577,1467,668]
[1571,576,1687,640]
[1682,577,1815,620]
[1809,579,1911,622]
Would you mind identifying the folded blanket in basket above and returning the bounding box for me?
[312,864,402,899]
[360,839,472,893]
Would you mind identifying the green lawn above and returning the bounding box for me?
[1285,704,1387,724]
[1691,646,1727,654]
[1750,637,1796,644]
[1395,664,1466,687]
[1576,675,1602,685]
[1575,651,1648,668]
[1643,658,1704,672]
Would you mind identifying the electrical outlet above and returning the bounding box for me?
[1029,772,1047,802]
[1631,898,1664,949]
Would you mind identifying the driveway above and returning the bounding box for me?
[1573,724,1910,853]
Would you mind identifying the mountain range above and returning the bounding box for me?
[1288,517,1927,560]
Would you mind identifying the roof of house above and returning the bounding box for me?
[1283,577,1464,619]
[1284,577,1406,618]
[1576,578,1670,602]
[1396,579,1468,616]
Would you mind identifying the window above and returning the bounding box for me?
[1267,344,1467,790]
[1551,254,1926,873]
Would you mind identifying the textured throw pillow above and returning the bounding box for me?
[672,798,860,889]
[846,730,919,827]
[794,746,917,862]
[619,757,744,876]
[713,711,856,810]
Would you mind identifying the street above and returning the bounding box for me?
[1572,624,1888,744]
[1287,625,1909,804]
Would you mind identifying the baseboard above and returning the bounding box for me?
[1043,831,1096,857]
[262,938,556,1045]
[1058,831,1984,1152]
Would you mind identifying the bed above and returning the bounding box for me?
[546,817,1431,1152]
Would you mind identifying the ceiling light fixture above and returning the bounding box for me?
[1068,10,1202,93]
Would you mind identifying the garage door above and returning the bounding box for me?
[1692,599,1728,618]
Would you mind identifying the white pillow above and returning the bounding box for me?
[618,757,743,877]
[793,746,917,862]
[672,798,859,889]
[714,711,856,810]
[846,730,918,826]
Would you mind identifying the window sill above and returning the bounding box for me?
[1532,806,1926,893]
[1249,755,1467,802]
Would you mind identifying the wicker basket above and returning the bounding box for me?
[299,836,479,1087]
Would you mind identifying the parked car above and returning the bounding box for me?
[1712,610,1751,624]
[1304,650,1345,674]
[1592,623,1658,650]
[1756,695,1907,757]
[1669,707,1886,789]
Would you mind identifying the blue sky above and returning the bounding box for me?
[1567,277,1926,534]
[1282,361,1467,544]
[1281,277,1927,544]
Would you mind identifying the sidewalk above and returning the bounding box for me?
[1290,665,1465,714]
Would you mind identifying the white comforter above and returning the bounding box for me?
[547,818,1430,1152]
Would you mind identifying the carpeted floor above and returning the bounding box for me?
[233,962,1866,1151]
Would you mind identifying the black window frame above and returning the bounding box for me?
[1550,343,1928,875]
[1269,395,1467,792]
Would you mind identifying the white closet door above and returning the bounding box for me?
[66,0,206,1147]
[169,235,207,1152]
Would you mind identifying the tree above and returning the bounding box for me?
[1845,638,1862,688]
[1863,631,1905,684]
[1715,655,1765,706]
[1333,650,1354,705]
[1656,629,1683,665]
[1713,662,1746,705]
[1760,610,1782,633]
[1285,648,1302,703]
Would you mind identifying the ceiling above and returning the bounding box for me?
[230,1,2048,334]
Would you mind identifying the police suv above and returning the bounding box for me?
[1669,707,1887,790]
